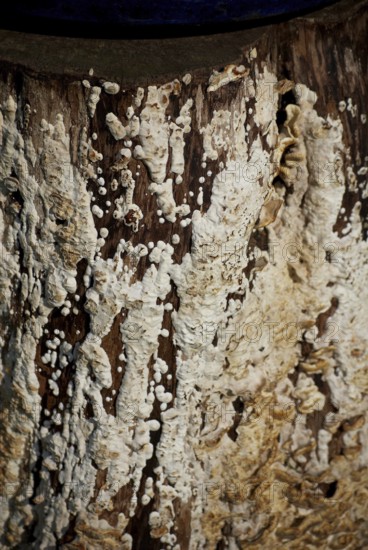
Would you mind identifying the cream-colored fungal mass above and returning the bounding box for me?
[0,37,367,550]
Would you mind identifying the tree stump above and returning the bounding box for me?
[0,1,368,548]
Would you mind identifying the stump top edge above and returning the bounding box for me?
[0,0,364,86]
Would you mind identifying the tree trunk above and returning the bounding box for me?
[1,1,368,548]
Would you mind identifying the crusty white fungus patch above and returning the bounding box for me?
[1,57,368,550]
[102,81,120,95]
[113,167,143,231]
[182,73,192,85]
[87,86,101,117]
[207,64,250,92]
[169,99,193,175]
[0,99,98,545]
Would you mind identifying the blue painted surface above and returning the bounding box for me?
[10,1,337,27]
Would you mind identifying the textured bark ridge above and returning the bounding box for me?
[0,1,368,548]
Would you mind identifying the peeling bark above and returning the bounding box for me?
[0,1,368,548]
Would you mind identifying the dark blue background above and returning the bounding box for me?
[10,0,338,29]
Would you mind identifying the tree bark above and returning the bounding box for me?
[0,1,368,548]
